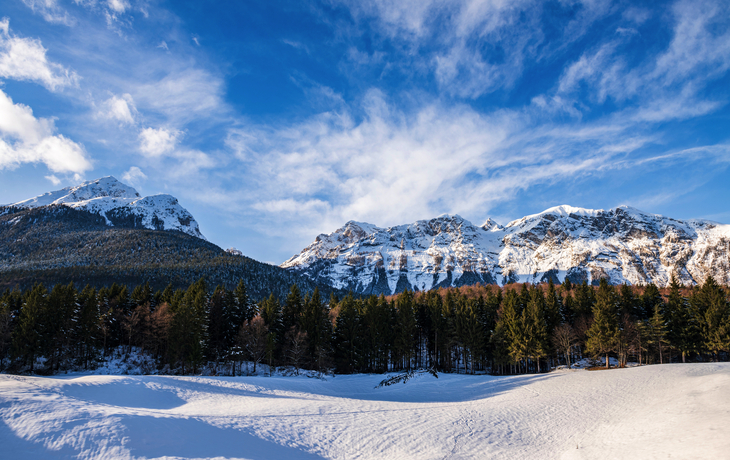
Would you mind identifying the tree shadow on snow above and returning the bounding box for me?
[347,372,558,403]
[60,380,186,409]
[121,415,324,459]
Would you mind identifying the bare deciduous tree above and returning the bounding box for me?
[239,316,268,373]
[284,327,308,375]
[552,323,577,368]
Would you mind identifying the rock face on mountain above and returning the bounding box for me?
[282,205,730,295]
[7,176,204,239]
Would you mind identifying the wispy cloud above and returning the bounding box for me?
[121,165,146,187]
[0,19,78,91]
[21,0,76,26]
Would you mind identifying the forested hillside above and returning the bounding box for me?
[0,204,327,299]
[1,275,727,376]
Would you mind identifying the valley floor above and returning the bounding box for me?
[1,363,729,459]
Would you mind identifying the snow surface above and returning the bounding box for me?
[1,363,729,459]
[8,177,204,239]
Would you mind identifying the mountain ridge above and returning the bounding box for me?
[282,205,730,295]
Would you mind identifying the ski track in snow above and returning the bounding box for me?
[1,364,729,459]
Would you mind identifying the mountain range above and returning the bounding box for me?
[3,177,729,297]
[282,205,730,295]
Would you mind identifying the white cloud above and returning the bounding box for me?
[98,93,137,124]
[44,174,61,185]
[0,89,92,174]
[22,0,76,26]
[121,166,146,186]
[228,90,656,240]
[138,127,182,156]
[134,68,226,124]
[0,19,78,91]
[107,0,129,14]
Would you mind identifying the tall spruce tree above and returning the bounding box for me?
[12,284,47,372]
[586,279,619,368]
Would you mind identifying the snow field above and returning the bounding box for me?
[1,363,729,459]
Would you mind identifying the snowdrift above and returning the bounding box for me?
[1,363,729,459]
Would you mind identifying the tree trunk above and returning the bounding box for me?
[605,354,609,369]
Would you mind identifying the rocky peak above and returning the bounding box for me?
[283,205,730,295]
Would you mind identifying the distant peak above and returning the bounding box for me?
[480,217,502,231]
[506,205,604,227]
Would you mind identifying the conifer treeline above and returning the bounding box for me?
[0,275,728,375]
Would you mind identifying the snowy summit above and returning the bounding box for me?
[8,177,204,239]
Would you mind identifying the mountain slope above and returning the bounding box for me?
[0,179,328,299]
[282,205,730,294]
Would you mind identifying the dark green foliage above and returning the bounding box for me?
[586,279,619,368]
[692,276,730,358]
[169,279,208,374]
[2,277,728,376]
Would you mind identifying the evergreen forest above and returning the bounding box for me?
[1,275,729,376]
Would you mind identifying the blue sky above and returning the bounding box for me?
[1,0,729,264]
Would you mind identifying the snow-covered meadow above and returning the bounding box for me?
[1,363,729,459]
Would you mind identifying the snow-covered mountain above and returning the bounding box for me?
[282,205,730,294]
[7,176,204,239]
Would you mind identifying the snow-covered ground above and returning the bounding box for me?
[1,363,729,459]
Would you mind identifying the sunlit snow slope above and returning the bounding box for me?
[1,364,729,459]
[7,177,204,239]
[282,206,730,294]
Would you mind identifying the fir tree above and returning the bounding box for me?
[12,284,47,372]
[665,274,699,363]
[586,279,619,368]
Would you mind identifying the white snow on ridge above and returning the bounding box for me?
[284,205,730,293]
[8,177,204,239]
[0,363,728,459]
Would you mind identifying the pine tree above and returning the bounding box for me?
[618,283,638,319]
[586,279,619,368]
[169,279,207,374]
[641,283,662,322]
[699,276,730,359]
[394,290,416,370]
[12,284,47,372]
[500,289,526,372]
[665,274,699,363]
[333,294,361,373]
[76,285,100,369]
[282,284,304,335]
[206,286,230,363]
[524,287,548,372]
[647,303,668,364]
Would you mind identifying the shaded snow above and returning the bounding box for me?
[1,364,728,459]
